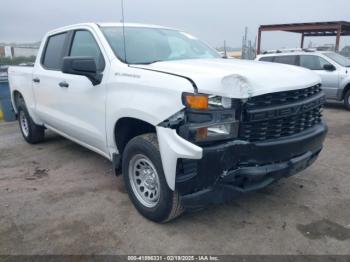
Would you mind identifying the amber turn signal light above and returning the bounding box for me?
[183,93,208,109]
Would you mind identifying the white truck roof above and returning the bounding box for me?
[46,22,176,36]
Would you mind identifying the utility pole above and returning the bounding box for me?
[224,40,227,58]
[242,27,248,59]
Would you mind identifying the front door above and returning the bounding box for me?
[57,29,109,154]
[33,29,109,155]
[299,55,339,99]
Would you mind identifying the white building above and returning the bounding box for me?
[12,46,38,57]
[0,44,39,58]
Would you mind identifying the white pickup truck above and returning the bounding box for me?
[9,23,327,222]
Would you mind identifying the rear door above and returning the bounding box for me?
[273,55,298,66]
[33,32,70,128]
[298,55,339,98]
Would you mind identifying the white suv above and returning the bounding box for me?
[256,50,350,109]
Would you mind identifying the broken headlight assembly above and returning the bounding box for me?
[179,93,241,143]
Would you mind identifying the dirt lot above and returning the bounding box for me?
[0,102,349,255]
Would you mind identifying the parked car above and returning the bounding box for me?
[8,23,327,222]
[256,50,350,109]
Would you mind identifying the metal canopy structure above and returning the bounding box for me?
[257,21,350,54]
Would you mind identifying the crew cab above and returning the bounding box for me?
[256,49,350,109]
[8,23,327,222]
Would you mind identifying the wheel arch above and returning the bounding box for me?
[12,90,24,113]
[114,117,156,155]
[112,116,203,190]
[11,89,43,125]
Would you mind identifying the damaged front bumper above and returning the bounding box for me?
[176,122,328,209]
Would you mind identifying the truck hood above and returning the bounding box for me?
[136,58,321,99]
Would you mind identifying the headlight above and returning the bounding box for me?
[182,93,234,110]
[208,95,232,109]
[180,93,240,143]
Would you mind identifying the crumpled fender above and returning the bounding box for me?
[156,126,203,190]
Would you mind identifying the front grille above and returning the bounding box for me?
[239,84,324,142]
[245,85,322,109]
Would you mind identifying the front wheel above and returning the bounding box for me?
[122,133,183,222]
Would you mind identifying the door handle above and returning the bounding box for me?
[59,81,69,88]
[33,78,40,83]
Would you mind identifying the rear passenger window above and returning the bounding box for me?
[42,33,67,70]
[259,56,274,62]
[274,55,297,65]
[299,55,329,70]
[69,30,105,72]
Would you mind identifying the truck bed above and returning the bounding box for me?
[8,66,34,113]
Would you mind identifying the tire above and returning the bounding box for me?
[17,104,45,144]
[344,89,350,110]
[122,133,184,222]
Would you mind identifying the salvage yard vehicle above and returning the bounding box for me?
[256,49,350,109]
[8,23,327,222]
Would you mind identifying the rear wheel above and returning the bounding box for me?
[17,104,45,144]
[122,133,184,222]
[344,89,350,110]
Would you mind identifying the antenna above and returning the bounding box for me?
[121,0,128,64]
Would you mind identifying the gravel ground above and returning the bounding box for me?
[0,102,349,255]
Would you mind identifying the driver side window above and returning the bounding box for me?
[69,30,105,72]
[299,55,330,70]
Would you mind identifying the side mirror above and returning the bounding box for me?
[323,64,336,71]
[62,57,102,85]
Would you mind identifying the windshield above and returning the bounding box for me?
[324,52,350,67]
[101,26,221,64]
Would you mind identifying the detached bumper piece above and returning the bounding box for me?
[177,122,327,209]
